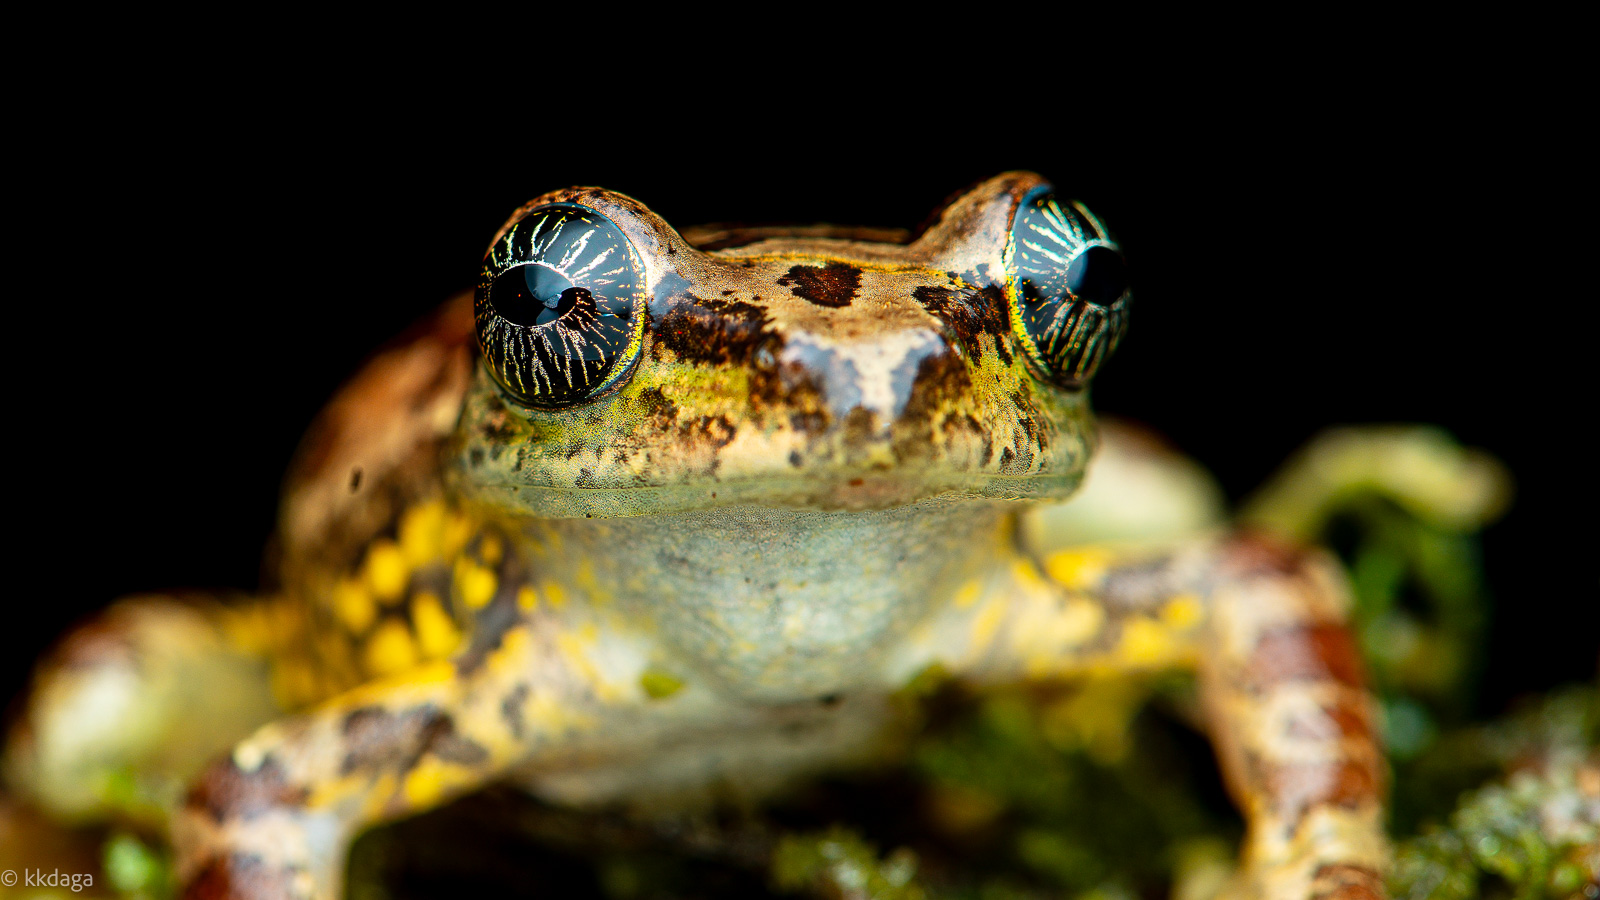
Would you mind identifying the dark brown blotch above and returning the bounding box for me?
[341,705,432,774]
[1248,624,1367,691]
[339,704,488,775]
[186,756,308,823]
[913,283,1011,366]
[680,414,738,452]
[689,291,770,327]
[653,306,767,367]
[778,262,860,308]
[892,348,976,462]
[997,425,1034,475]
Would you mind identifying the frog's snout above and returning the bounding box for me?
[776,327,952,435]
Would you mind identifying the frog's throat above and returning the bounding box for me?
[506,499,1018,702]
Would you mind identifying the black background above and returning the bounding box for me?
[5,56,1590,724]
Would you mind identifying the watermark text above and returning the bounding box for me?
[2,868,94,891]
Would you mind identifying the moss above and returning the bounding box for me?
[770,827,924,900]
[1391,751,1599,899]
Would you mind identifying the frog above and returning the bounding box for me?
[7,170,1493,900]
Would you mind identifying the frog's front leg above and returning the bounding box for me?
[962,534,1387,900]
[172,617,610,900]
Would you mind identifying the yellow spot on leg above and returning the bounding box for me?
[457,562,498,610]
[363,620,419,677]
[1044,548,1114,591]
[1117,617,1186,668]
[1160,593,1205,632]
[411,592,462,659]
[365,540,410,604]
[333,577,376,634]
[401,757,477,809]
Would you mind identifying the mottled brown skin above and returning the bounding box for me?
[6,173,1387,899]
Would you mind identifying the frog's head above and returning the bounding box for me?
[448,172,1130,518]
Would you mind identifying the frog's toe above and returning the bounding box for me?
[4,597,279,823]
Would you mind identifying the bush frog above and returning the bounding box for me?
[8,172,1415,899]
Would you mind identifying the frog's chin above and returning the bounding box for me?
[455,471,1085,520]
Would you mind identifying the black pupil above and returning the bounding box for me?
[490,264,588,327]
[1065,245,1128,307]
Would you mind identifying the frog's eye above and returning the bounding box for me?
[1006,189,1130,387]
[475,204,647,408]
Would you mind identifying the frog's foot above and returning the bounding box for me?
[3,596,281,825]
[1240,425,1511,541]
[964,531,1389,899]
[171,618,624,900]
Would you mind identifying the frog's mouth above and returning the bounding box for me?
[455,469,1088,520]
